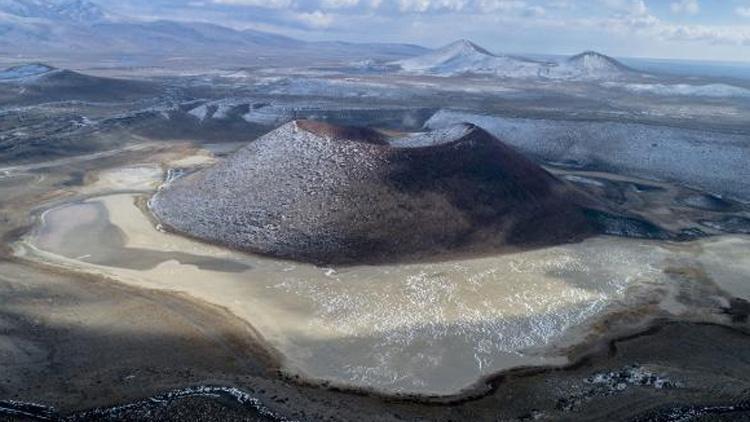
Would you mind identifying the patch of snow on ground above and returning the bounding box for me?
[187,104,211,121]
[242,104,293,125]
[602,81,750,98]
[563,175,606,187]
[271,239,667,394]
[388,124,472,148]
[586,365,680,390]
[212,104,233,119]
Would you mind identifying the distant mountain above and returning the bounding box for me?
[394,40,639,81]
[550,51,637,80]
[0,0,427,65]
[393,39,550,78]
[0,62,159,104]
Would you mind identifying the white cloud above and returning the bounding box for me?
[211,0,293,8]
[293,10,335,28]
[659,23,750,45]
[574,1,750,47]
[670,0,699,15]
[322,0,360,8]
[603,0,647,16]
[737,6,750,18]
[396,0,470,12]
[547,0,574,9]
[202,0,574,18]
[523,5,545,16]
[475,0,527,13]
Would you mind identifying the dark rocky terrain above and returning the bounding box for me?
[0,64,160,105]
[152,120,598,264]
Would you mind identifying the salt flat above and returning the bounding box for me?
[17,187,750,396]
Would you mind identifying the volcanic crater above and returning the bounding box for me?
[151,120,600,264]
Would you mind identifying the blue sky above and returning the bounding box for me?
[100,0,750,61]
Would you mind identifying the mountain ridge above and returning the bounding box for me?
[0,62,159,104]
[0,0,428,63]
[393,39,550,78]
[394,39,638,80]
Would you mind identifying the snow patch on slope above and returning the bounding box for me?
[388,124,473,148]
[242,104,293,125]
[0,63,56,81]
[551,51,632,79]
[393,39,550,78]
[187,104,212,121]
[262,77,396,98]
[395,41,637,81]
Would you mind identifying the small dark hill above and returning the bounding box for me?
[152,120,600,265]
[0,64,160,105]
[0,63,57,80]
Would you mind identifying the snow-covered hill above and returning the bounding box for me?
[394,40,640,81]
[393,40,550,78]
[549,51,637,80]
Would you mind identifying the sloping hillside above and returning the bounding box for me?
[152,120,597,264]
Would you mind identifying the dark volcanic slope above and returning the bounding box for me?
[152,120,596,264]
[0,64,159,105]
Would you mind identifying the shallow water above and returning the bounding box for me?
[22,193,750,396]
[35,201,250,272]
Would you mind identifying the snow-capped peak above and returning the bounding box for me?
[402,40,496,68]
[440,39,494,57]
[544,51,636,81]
[567,51,627,72]
[393,39,550,78]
